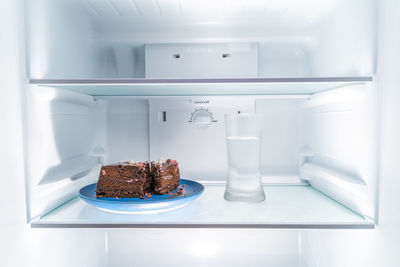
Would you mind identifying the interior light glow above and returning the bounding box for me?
[189,240,220,258]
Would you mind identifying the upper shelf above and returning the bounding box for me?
[31,184,374,229]
[29,77,373,96]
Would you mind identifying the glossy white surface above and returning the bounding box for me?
[33,184,371,228]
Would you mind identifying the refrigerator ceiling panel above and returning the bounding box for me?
[26,0,375,79]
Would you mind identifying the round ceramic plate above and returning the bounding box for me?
[79,179,204,214]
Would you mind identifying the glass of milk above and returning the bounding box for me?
[224,113,265,203]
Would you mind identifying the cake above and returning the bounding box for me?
[95,159,180,198]
[151,159,180,195]
[96,161,152,198]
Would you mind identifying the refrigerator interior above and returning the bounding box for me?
[4,0,400,266]
[22,0,379,228]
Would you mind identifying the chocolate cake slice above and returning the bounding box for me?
[151,159,180,195]
[96,162,151,198]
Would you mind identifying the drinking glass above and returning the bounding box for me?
[224,113,265,203]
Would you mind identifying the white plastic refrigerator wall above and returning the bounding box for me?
[1,0,400,266]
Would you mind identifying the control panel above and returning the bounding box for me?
[188,107,218,128]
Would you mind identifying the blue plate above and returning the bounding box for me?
[79,179,204,214]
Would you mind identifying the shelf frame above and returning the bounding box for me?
[31,223,375,229]
[28,76,374,96]
[30,184,375,229]
[29,77,373,85]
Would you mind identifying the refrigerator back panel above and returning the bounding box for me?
[26,0,376,79]
[149,97,254,181]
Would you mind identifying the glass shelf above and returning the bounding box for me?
[29,77,373,96]
[31,184,374,229]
